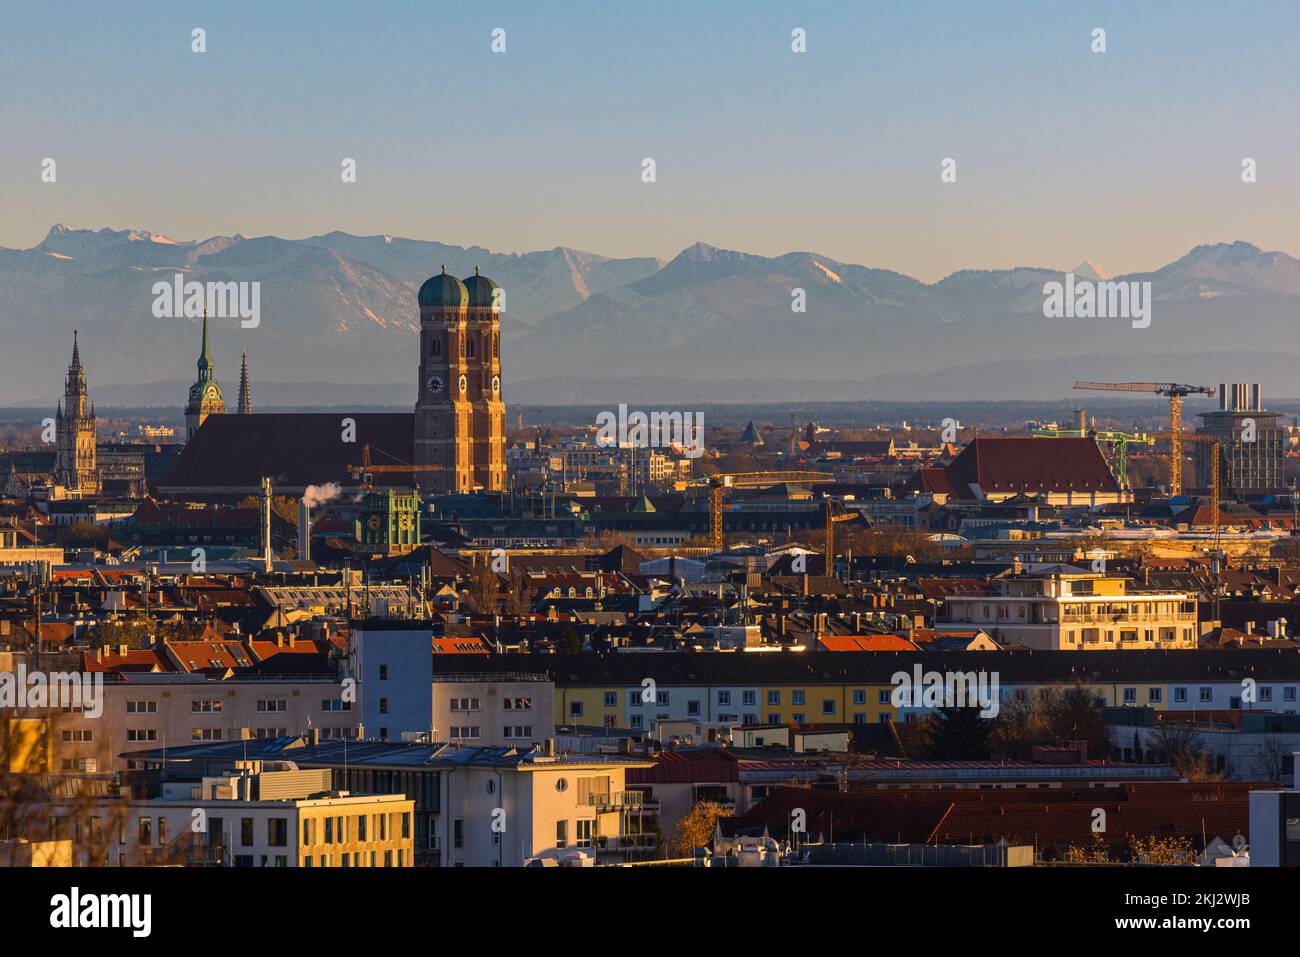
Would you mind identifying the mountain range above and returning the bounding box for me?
[4,226,1300,406]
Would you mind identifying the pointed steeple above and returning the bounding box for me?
[70,330,82,373]
[196,303,213,381]
[237,348,252,415]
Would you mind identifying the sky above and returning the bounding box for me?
[2,0,1299,281]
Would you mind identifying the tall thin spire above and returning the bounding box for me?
[237,348,252,415]
[70,330,82,372]
[196,302,213,381]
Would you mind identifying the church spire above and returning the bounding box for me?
[196,303,213,381]
[237,348,252,415]
[70,329,82,373]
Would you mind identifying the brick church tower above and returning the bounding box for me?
[414,266,505,493]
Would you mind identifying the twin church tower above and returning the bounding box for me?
[414,266,506,493]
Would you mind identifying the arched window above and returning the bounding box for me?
[493,332,499,358]
[430,336,441,357]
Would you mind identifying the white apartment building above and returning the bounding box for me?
[431,672,554,747]
[60,760,413,867]
[934,567,1197,650]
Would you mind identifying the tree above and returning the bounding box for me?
[464,555,501,613]
[1253,735,1290,782]
[1153,726,1222,781]
[671,801,731,857]
[556,626,582,654]
[1127,834,1196,865]
[924,705,993,760]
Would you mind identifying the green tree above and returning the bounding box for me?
[925,705,993,760]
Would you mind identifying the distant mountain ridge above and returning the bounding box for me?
[3,226,1300,405]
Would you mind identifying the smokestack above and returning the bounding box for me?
[1074,408,1086,434]
[260,476,273,573]
[1219,384,1228,412]
[1238,383,1248,412]
[1250,383,1261,412]
[298,500,311,563]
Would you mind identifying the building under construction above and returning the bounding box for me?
[1194,383,1286,494]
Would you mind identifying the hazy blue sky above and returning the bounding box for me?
[2,0,1297,281]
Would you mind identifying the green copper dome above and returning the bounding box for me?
[418,266,468,308]
[463,267,500,308]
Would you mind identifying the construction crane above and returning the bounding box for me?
[1031,411,1154,491]
[1147,432,1225,546]
[346,444,439,490]
[824,499,858,577]
[694,471,833,549]
[1073,382,1216,495]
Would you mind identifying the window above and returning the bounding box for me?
[792,690,806,706]
[742,691,756,706]
[379,698,389,715]
[126,729,157,742]
[449,726,481,740]
[379,665,389,681]
[256,699,287,713]
[1148,688,1162,704]
[503,725,533,739]
[1199,687,1213,703]
[321,698,352,712]
[454,819,464,849]
[241,818,254,846]
[192,699,223,713]
[450,697,481,712]
[569,701,584,718]
[687,700,701,717]
[61,729,93,742]
[1261,687,1273,703]
[852,689,867,706]
[126,700,156,714]
[877,690,891,705]
[1122,688,1137,705]
[656,690,669,706]
[556,820,568,849]
[138,818,152,845]
[576,820,594,848]
[1286,687,1297,703]
[717,691,731,706]
[792,712,806,725]
[767,690,780,706]
[604,692,617,708]
[1174,687,1187,703]
[191,728,223,741]
[822,699,836,716]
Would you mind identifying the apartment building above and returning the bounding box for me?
[125,737,654,867]
[431,672,554,747]
[79,759,413,867]
[933,567,1198,650]
[53,674,358,774]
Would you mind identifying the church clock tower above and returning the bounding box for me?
[55,331,100,494]
[414,267,473,493]
[185,307,226,441]
[462,267,506,492]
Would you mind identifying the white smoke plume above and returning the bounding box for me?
[302,482,341,508]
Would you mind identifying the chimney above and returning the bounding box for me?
[1219,384,1228,412]
[1250,383,1262,412]
[544,737,555,757]
[298,499,311,563]
[1074,408,1086,433]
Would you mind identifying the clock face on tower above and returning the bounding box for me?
[426,375,444,395]
[189,386,199,401]
[458,374,467,393]
[491,375,501,394]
